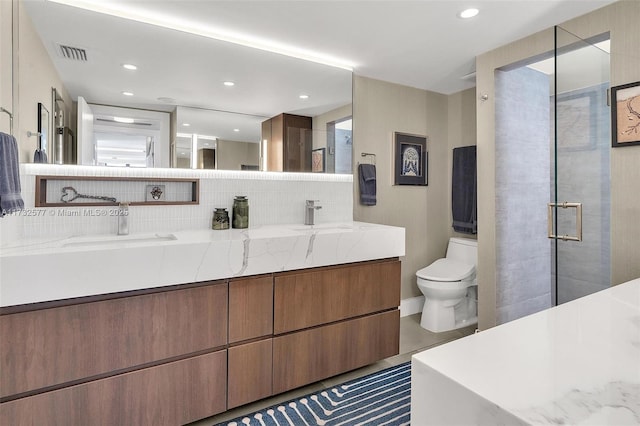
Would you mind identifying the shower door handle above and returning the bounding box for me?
[547,202,582,242]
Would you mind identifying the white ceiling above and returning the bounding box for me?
[24,0,617,139]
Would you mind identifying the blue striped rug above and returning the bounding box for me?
[219,362,411,426]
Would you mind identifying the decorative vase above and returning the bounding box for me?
[232,196,249,229]
[212,208,230,230]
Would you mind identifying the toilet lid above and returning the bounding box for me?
[416,259,475,282]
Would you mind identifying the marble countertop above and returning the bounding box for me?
[0,221,405,307]
[411,278,640,425]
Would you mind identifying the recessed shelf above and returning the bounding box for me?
[35,175,199,207]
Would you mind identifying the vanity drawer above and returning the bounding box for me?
[228,275,273,344]
[228,339,273,409]
[0,282,228,398]
[0,349,227,426]
[272,310,400,394]
[273,259,400,334]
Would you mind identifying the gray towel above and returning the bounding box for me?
[358,163,376,206]
[0,132,24,217]
[33,149,47,163]
[452,146,476,234]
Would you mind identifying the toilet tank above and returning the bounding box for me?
[446,238,477,266]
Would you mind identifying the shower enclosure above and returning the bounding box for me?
[494,26,610,323]
[552,27,610,305]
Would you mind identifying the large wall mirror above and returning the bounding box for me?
[23,0,353,173]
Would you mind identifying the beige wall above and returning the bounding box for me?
[447,88,478,240]
[477,0,640,330]
[217,139,260,170]
[0,1,14,135]
[353,76,452,300]
[12,0,71,162]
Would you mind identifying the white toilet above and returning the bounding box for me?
[416,237,478,332]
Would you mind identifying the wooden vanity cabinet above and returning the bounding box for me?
[1,259,400,423]
[227,276,274,409]
[272,259,401,393]
[273,259,401,334]
[0,350,228,426]
[262,113,312,172]
[0,281,229,425]
[228,339,273,409]
[0,282,228,399]
[228,275,273,343]
[228,259,401,407]
[273,310,400,394]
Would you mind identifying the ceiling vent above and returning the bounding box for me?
[57,44,88,61]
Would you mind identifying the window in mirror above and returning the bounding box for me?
[334,118,353,174]
[94,133,153,168]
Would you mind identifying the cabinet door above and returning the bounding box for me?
[265,114,283,171]
[228,276,273,344]
[283,114,312,172]
[228,339,273,409]
[272,310,400,394]
[0,350,227,426]
[1,282,228,398]
[274,260,400,334]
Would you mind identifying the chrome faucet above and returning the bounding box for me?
[117,203,129,235]
[304,200,322,225]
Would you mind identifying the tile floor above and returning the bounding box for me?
[190,314,476,426]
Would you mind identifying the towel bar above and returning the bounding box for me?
[360,152,376,165]
[1,106,13,136]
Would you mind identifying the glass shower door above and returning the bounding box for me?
[551,26,611,305]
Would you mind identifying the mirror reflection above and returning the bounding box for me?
[23,0,353,173]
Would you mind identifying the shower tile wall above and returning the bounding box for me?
[495,67,552,325]
[0,164,353,244]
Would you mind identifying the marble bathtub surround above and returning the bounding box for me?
[411,278,640,425]
[0,221,405,307]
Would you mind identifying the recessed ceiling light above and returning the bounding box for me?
[458,8,479,19]
[122,91,134,96]
[299,94,309,100]
[123,63,137,70]
[113,116,134,123]
[233,128,240,132]
[182,123,190,127]
[223,81,235,87]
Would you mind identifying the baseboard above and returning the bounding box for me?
[400,296,424,317]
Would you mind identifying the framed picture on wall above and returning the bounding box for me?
[611,81,640,147]
[394,132,428,185]
[311,148,325,172]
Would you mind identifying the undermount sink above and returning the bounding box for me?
[289,224,354,232]
[62,233,177,248]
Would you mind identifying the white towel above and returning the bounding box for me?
[0,132,24,217]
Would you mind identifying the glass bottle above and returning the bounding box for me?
[212,208,229,230]
[232,196,249,229]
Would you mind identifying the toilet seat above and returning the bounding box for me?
[416,259,475,282]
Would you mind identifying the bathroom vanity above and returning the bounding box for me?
[0,222,404,425]
[411,277,640,425]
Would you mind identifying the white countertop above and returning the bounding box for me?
[0,221,405,307]
[411,278,640,425]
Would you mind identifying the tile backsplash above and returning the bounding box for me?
[1,164,353,245]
